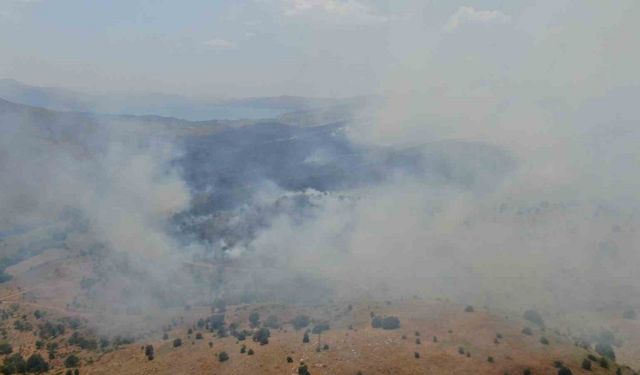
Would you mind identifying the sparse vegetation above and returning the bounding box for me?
[595,342,616,360]
[253,327,271,345]
[65,354,80,368]
[145,345,154,361]
[25,354,48,373]
[292,315,310,330]
[249,311,260,327]
[298,364,311,375]
[523,310,545,327]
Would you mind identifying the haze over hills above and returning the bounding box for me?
[0,79,365,121]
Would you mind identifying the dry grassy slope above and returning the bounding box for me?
[79,300,627,375]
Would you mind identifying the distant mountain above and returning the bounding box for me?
[0,79,356,121]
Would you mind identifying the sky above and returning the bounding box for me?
[0,0,638,98]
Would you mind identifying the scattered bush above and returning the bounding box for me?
[240,344,246,354]
[488,356,494,363]
[2,353,26,374]
[523,369,532,375]
[173,338,182,348]
[292,315,310,330]
[287,356,293,363]
[371,316,382,328]
[0,342,11,355]
[312,322,330,334]
[68,332,97,350]
[523,310,545,327]
[415,338,421,345]
[599,357,609,369]
[303,332,310,343]
[522,327,533,336]
[581,358,592,371]
[64,354,80,368]
[414,352,420,358]
[595,343,616,360]
[381,316,400,330]
[26,354,48,373]
[247,348,254,355]
[218,352,229,362]
[264,315,280,329]
[458,347,465,355]
[323,344,329,351]
[195,332,203,340]
[540,337,549,345]
[464,305,474,313]
[587,354,597,361]
[249,312,260,328]
[253,327,271,345]
[298,364,311,375]
[557,367,573,375]
[144,345,154,361]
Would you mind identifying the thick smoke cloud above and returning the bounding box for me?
[214,1,640,328]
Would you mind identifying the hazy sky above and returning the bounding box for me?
[0,0,638,98]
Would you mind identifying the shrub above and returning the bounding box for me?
[323,344,329,350]
[195,332,203,340]
[523,369,531,375]
[595,343,616,360]
[173,338,182,347]
[414,352,420,358]
[523,310,545,327]
[26,353,48,373]
[287,356,293,363]
[218,352,229,362]
[2,353,26,374]
[464,305,474,313]
[581,358,592,370]
[415,338,421,345]
[292,315,310,330]
[303,332,310,343]
[433,336,437,342]
[371,316,382,328]
[488,356,494,363]
[162,333,168,340]
[587,354,597,361]
[64,354,80,368]
[540,337,549,345]
[264,315,280,329]
[207,314,225,331]
[0,342,11,355]
[312,322,330,334]
[458,347,465,355]
[557,367,573,375]
[249,312,260,327]
[144,345,154,361]
[253,328,271,345]
[599,357,609,369]
[522,327,533,336]
[68,332,97,350]
[247,348,254,355]
[298,364,311,375]
[381,316,400,330]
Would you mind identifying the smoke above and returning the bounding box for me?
[211,1,640,327]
